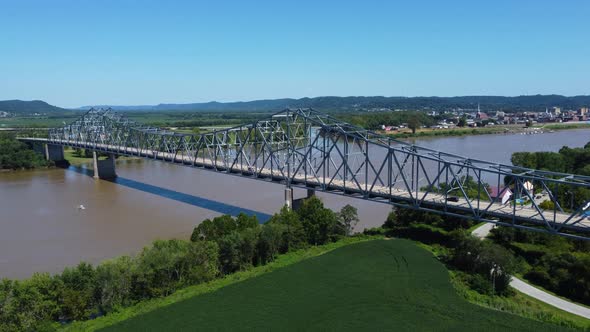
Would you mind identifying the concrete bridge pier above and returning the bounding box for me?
[285,187,315,210]
[284,187,293,209]
[45,144,65,162]
[93,152,117,179]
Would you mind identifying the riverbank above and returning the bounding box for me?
[63,148,138,166]
[380,122,590,140]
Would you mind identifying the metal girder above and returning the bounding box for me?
[17,107,590,240]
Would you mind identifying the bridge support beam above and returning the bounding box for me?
[45,144,65,162]
[286,188,315,210]
[284,187,293,209]
[93,152,117,180]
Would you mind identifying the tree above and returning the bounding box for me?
[134,240,191,297]
[95,256,134,314]
[407,114,421,134]
[451,235,516,295]
[297,196,344,245]
[268,206,306,252]
[183,241,219,283]
[337,204,359,236]
[0,133,50,170]
[384,207,442,229]
[217,232,244,275]
[457,116,467,127]
[236,213,259,231]
[257,223,285,264]
[9,273,63,330]
[60,262,97,320]
[191,215,237,242]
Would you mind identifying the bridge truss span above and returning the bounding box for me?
[21,107,590,240]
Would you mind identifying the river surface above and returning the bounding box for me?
[0,128,588,279]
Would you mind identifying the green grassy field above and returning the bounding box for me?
[101,239,572,331]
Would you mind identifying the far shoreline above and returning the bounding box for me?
[381,122,590,140]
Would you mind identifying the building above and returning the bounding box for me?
[476,112,489,120]
[489,186,513,205]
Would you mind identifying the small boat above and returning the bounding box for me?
[78,204,86,210]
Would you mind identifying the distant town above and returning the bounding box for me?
[380,106,589,131]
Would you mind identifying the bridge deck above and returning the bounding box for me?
[21,138,590,235]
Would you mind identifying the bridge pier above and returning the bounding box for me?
[45,144,65,162]
[285,187,315,210]
[93,152,117,179]
[284,187,293,209]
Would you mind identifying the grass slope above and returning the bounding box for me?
[102,239,570,331]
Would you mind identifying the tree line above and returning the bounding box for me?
[490,227,590,305]
[511,141,590,209]
[342,111,435,131]
[368,207,517,296]
[0,133,50,170]
[0,197,359,331]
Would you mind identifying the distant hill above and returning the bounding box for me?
[79,95,590,112]
[0,100,68,114]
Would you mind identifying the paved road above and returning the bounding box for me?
[471,222,590,319]
[471,223,495,239]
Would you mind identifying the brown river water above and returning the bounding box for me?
[0,129,588,279]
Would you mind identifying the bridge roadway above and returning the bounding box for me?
[22,138,590,235]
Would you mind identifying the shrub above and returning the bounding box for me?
[539,200,555,210]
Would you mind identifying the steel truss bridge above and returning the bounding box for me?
[19,108,590,240]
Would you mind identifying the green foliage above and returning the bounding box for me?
[337,204,359,236]
[407,114,422,134]
[512,152,566,173]
[98,240,567,332]
[450,235,517,295]
[190,215,235,242]
[510,142,590,211]
[538,200,555,210]
[490,226,590,305]
[449,270,588,330]
[0,201,365,331]
[0,133,50,169]
[381,208,514,296]
[297,196,344,245]
[256,223,284,265]
[62,236,378,332]
[95,256,134,314]
[457,116,467,127]
[343,110,434,130]
[0,273,62,331]
[428,175,490,201]
[60,262,97,321]
[0,239,219,331]
[267,206,306,252]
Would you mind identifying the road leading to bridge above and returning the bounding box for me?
[471,222,590,319]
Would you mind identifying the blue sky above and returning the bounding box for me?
[0,0,588,108]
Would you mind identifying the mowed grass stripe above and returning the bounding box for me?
[103,239,571,331]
